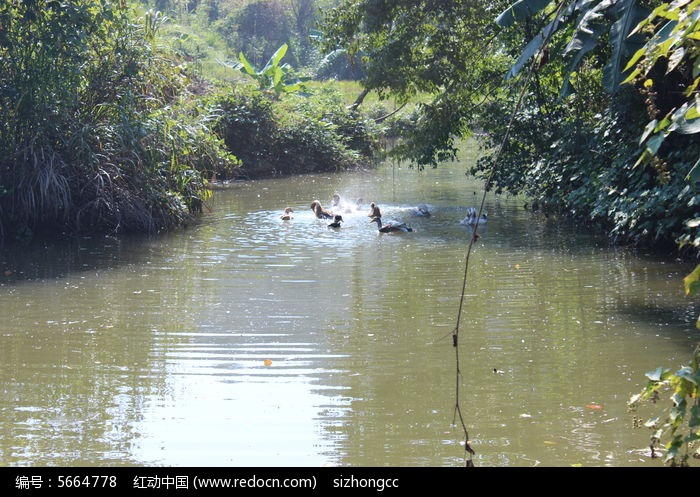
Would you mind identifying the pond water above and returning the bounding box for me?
[0,157,698,467]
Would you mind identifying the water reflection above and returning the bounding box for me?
[0,162,697,467]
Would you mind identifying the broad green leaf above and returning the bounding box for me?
[646,366,665,381]
[624,45,648,71]
[690,405,699,429]
[262,43,288,74]
[645,131,667,154]
[621,66,642,84]
[674,366,700,385]
[560,6,608,97]
[683,264,700,297]
[237,51,256,76]
[506,18,560,80]
[666,46,686,73]
[687,157,700,184]
[676,114,700,134]
[604,0,650,92]
[270,66,283,87]
[687,105,700,120]
[640,119,658,144]
[496,0,553,27]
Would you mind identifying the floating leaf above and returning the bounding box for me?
[264,359,272,367]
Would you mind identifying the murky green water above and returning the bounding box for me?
[1,160,697,467]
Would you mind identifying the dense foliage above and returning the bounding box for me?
[212,84,382,178]
[0,0,380,244]
[319,0,699,256]
[318,0,700,466]
[0,0,239,243]
[629,262,700,466]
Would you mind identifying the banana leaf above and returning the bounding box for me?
[496,0,553,27]
[603,0,650,92]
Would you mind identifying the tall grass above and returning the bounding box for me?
[0,1,239,244]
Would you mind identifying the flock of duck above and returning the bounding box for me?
[278,193,488,234]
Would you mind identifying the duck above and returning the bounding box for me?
[311,200,334,219]
[367,202,382,218]
[460,207,487,226]
[369,216,413,233]
[332,193,356,213]
[328,214,343,228]
[410,203,431,217]
[280,207,294,220]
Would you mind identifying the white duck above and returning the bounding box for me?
[410,203,432,217]
[460,207,487,226]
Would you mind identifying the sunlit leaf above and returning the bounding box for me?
[603,0,650,92]
[496,0,553,27]
[236,51,256,76]
[640,119,658,144]
[262,43,288,74]
[645,132,667,155]
[675,366,700,385]
[506,18,560,80]
[687,105,699,120]
[683,265,700,297]
[646,367,665,381]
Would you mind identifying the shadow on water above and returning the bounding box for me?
[0,233,169,284]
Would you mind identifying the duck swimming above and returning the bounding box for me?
[369,216,413,233]
[367,202,382,218]
[332,193,357,213]
[460,207,487,226]
[328,215,343,228]
[280,207,294,220]
[311,200,334,219]
[410,203,431,217]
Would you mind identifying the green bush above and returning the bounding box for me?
[212,85,382,178]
